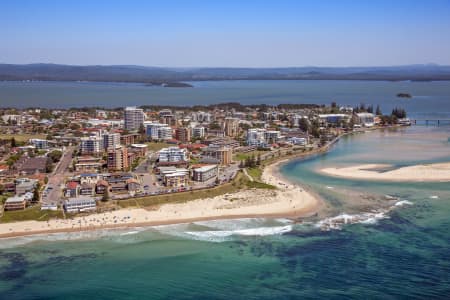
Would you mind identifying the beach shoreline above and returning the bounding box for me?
[0,157,325,239]
[0,127,405,240]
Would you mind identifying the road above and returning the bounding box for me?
[42,146,75,206]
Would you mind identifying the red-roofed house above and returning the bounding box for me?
[65,181,79,198]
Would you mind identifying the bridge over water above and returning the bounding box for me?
[412,119,450,126]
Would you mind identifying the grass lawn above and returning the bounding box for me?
[0,134,46,142]
[1,205,64,223]
[146,142,173,152]
[247,167,263,181]
[246,181,277,190]
[117,171,276,209]
[234,150,267,161]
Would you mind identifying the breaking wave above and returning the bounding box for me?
[316,199,414,231]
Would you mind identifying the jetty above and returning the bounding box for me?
[412,119,450,126]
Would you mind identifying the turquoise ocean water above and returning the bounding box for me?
[1,126,449,299]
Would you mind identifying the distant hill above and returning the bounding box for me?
[1,63,450,83]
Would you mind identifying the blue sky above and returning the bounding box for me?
[1,0,450,67]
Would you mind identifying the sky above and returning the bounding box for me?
[1,0,450,67]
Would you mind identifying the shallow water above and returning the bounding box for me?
[1,126,449,299]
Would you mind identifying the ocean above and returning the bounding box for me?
[0,126,449,299]
[1,81,450,299]
[0,80,450,119]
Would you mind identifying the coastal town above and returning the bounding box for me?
[0,102,411,225]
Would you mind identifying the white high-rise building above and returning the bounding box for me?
[158,147,188,163]
[146,123,173,141]
[80,136,103,155]
[103,133,121,150]
[192,111,212,123]
[124,107,144,131]
[246,128,267,147]
[192,126,206,138]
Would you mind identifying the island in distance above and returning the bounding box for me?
[396,93,412,98]
[146,82,193,88]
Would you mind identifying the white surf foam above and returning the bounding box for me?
[316,211,389,230]
[430,195,439,199]
[184,225,293,242]
[120,230,141,236]
[395,200,413,206]
[316,197,415,231]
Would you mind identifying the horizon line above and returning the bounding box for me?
[1,62,448,69]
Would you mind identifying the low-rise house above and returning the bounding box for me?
[30,139,49,149]
[23,192,34,202]
[110,182,128,192]
[79,183,95,196]
[4,196,26,211]
[103,173,133,185]
[75,156,102,172]
[64,197,97,213]
[95,179,110,194]
[65,181,80,198]
[159,167,190,187]
[79,173,100,185]
[356,113,375,127]
[126,178,141,192]
[318,114,349,127]
[15,179,37,195]
[398,118,412,126]
[15,157,48,175]
[287,137,307,146]
[41,203,58,211]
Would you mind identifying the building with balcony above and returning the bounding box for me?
[80,136,103,155]
[124,106,144,131]
[107,146,129,171]
[158,147,189,163]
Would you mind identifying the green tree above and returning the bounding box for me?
[239,160,244,168]
[375,105,382,115]
[45,158,54,173]
[299,118,309,132]
[391,107,406,119]
[33,182,41,202]
[102,189,110,202]
[11,137,16,147]
[48,150,63,163]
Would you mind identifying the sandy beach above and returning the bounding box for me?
[321,162,450,182]
[0,162,322,238]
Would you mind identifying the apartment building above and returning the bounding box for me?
[124,106,144,131]
[158,147,189,163]
[80,136,103,155]
[175,127,191,143]
[107,145,129,171]
[224,117,240,137]
[103,133,121,150]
